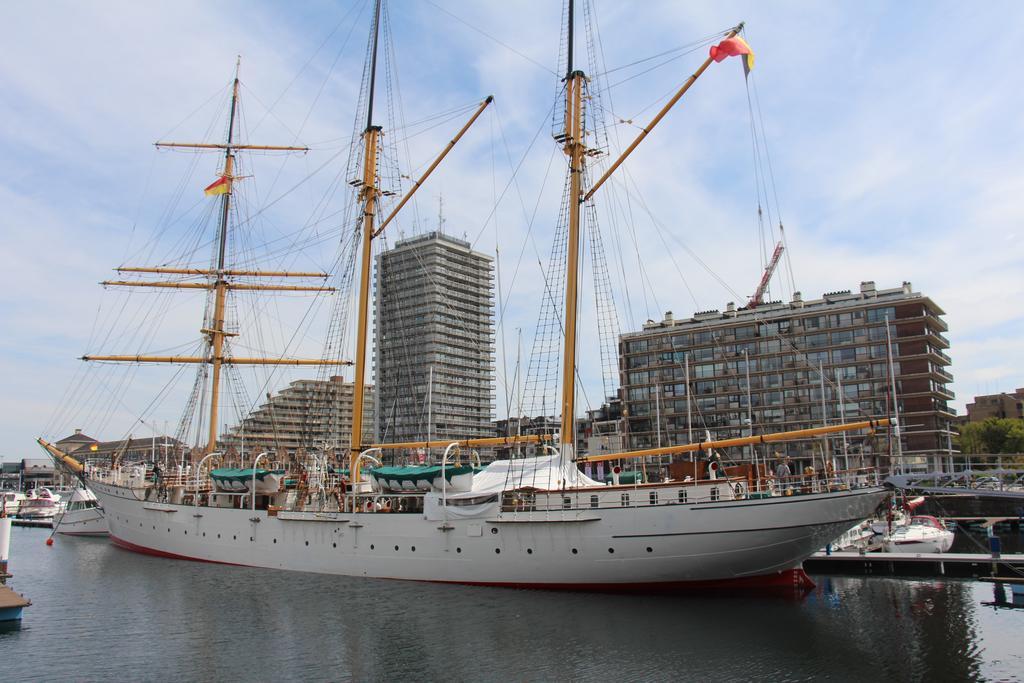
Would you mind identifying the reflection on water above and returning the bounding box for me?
[2,527,1022,681]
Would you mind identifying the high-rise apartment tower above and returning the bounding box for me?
[374,232,495,448]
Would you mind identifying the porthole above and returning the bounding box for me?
[490,527,499,535]
[250,537,254,542]
[495,548,501,554]
[590,495,599,509]
[167,528,171,533]
[233,535,237,540]
[273,539,277,544]
[649,491,658,505]
[305,541,309,546]
[457,547,462,553]
[394,545,399,551]
[678,489,688,504]
[202,532,206,537]
[332,542,337,548]
[370,544,375,550]
[217,533,221,539]
[184,530,187,535]
[527,548,533,554]
[621,493,630,507]
[608,548,615,554]
[411,546,416,552]
[646,547,653,553]
[572,548,578,555]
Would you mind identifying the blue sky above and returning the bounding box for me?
[1,1,1022,460]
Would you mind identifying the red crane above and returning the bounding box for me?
[748,239,784,309]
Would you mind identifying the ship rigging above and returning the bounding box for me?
[40,0,892,591]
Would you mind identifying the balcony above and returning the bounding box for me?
[924,311,949,332]
[926,329,951,350]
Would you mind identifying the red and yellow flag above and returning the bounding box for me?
[710,35,754,76]
[204,175,230,196]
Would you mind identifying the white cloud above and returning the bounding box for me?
[2,0,1023,457]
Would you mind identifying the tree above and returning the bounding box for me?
[956,418,1024,454]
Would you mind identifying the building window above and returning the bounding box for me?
[831,330,854,345]
[806,333,828,348]
[833,348,857,363]
[866,307,896,323]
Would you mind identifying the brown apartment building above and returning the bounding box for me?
[618,281,955,471]
[965,388,1024,422]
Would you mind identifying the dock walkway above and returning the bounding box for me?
[806,550,1024,579]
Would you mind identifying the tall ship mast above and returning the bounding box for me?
[79,59,341,461]
[41,1,892,591]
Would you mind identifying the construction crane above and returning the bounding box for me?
[748,229,785,309]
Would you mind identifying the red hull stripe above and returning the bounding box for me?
[110,534,245,567]
[109,534,815,592]
[423,568,815,593]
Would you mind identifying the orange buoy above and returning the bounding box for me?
[45,538,54,546]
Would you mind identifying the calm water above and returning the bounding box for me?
[2,526,1022,682]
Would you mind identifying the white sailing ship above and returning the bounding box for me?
[41,1,891,590]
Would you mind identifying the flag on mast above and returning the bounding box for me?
[204,175,230,196]
[709,35,755,76]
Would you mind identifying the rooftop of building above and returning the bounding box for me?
[55,428,99,445]
[968,387,1024,403]
[388,230,493,261]
[624,281,944,337]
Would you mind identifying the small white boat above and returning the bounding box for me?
[828,520,876,551]
[883,515,954,554]
[53,489,107,536]
[1,491,27,516]
[18,488,62,520]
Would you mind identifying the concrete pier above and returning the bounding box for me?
[805,550,1024,578]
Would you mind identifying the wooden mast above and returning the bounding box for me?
[349,0,383,478]
[84,59,319,459]
[346,2,497,480]
[203,60,244,455]
[558,19,745,459]
[559,0,585,456]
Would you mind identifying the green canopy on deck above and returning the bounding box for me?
[369,464,474,489]
[210,468,273,484]
[603,470,645,485]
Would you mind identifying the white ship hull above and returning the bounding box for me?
[91,479,886,590]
